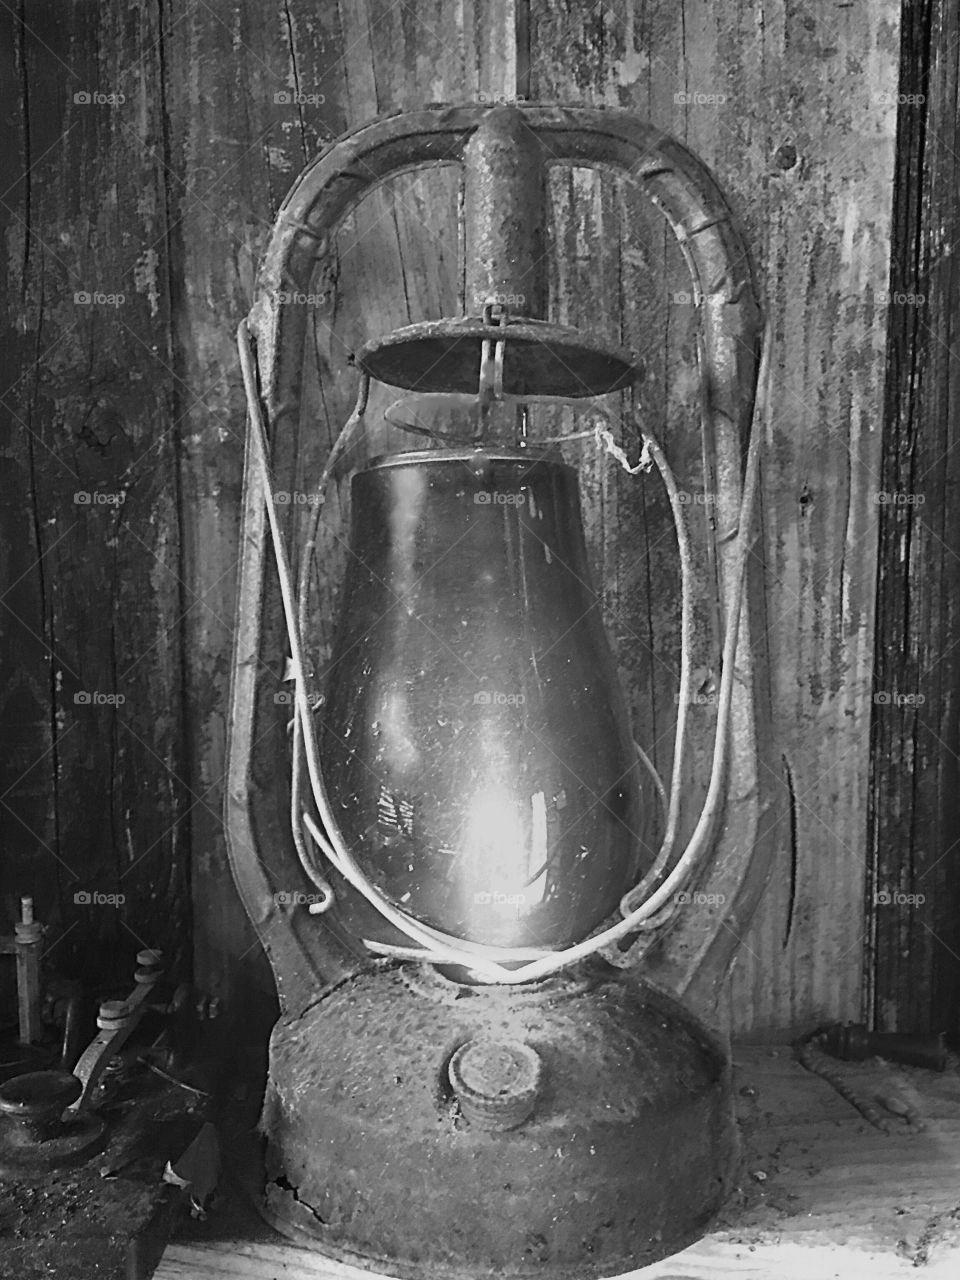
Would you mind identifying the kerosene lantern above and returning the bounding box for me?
[227,103,763,1277]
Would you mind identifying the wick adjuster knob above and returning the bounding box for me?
[448,1038,543,1131]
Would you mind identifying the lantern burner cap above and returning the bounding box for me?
[355,315,642,398]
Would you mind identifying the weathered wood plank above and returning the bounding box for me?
[160,0,297,1015]
[0,6,57,945]
[699,0,896,1034]
[867,0,960,1037]
[155,1236,960,1280]
[0,0,189,984]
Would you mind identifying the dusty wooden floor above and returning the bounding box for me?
[154,1047,960,1280]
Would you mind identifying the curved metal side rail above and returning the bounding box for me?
[225,103,774,1022]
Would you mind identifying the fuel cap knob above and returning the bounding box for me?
[448,1038,543,1131]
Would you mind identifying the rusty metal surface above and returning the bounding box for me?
[226,103,764,1021]
[355,316,640,396]
[0,1071,105,1176]
[463,106,546,320]
[68,950,164,1114]
[258,962,736,1278]
[247,105,757,441]
[318,449,654,952]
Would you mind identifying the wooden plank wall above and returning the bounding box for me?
[0,1,190,987]
[0,0,902,1035]
[868,0,960,1037]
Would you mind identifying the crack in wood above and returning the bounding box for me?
[781,752,797,950]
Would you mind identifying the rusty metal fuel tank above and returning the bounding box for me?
[260,962,736,1277]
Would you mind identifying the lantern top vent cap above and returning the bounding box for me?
[354,314,642,398]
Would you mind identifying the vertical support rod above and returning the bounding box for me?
[15,896,43,1045]
[463,106,546,319]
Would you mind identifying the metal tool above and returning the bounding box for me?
[0,948,163,1175]
[0,896,44,1045]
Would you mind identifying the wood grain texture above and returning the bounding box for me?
[159,0,293,1011]
[0,0,190,985]
[154,1239,959,1280]
[868,0,960,1036]
[737,2,901,1035]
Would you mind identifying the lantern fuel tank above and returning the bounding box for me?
[320,448,656,951]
